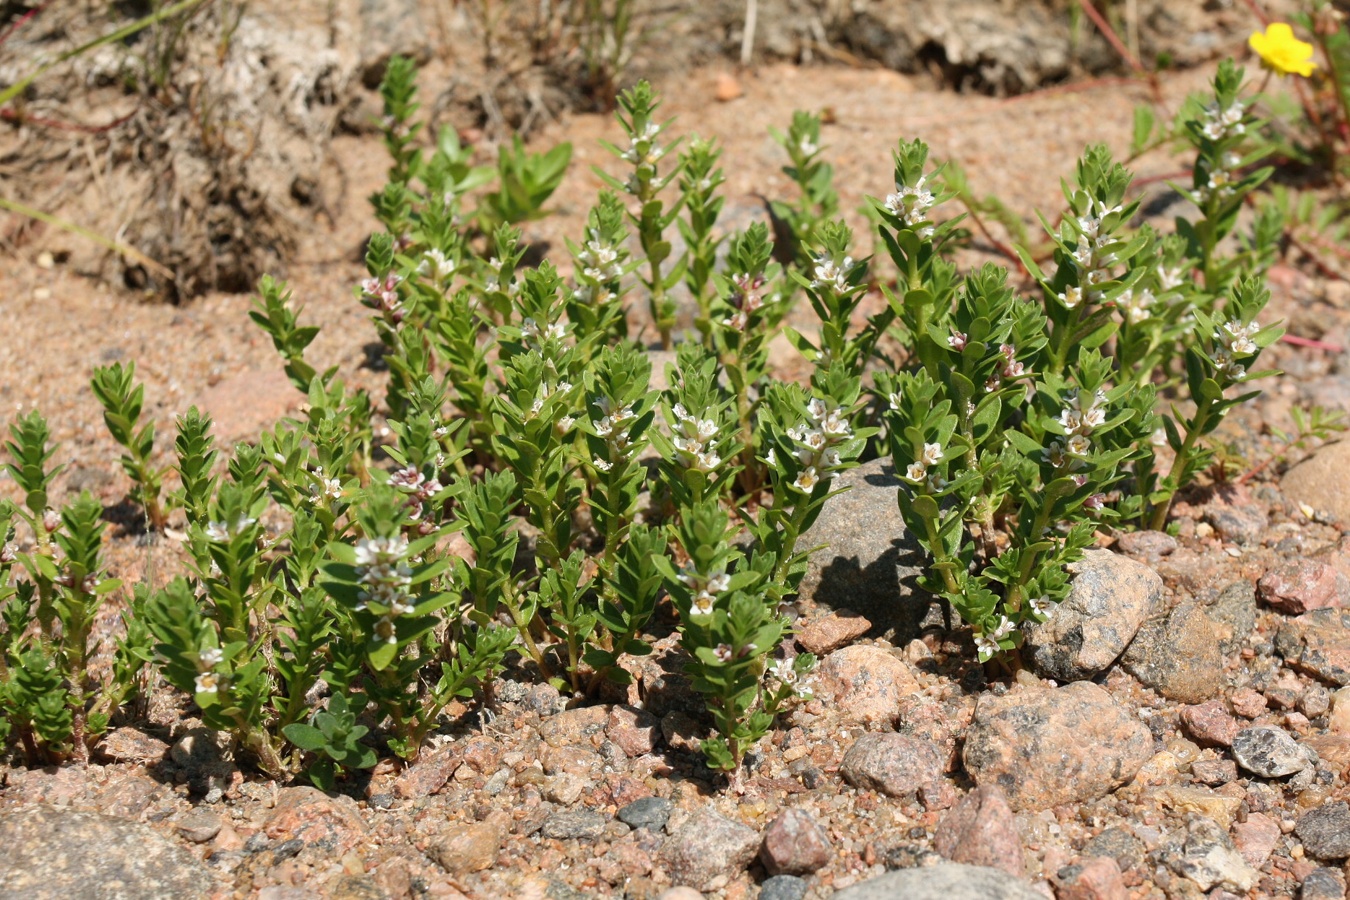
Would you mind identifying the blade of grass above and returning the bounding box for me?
[0,0,207,109]
[0,195,174,282]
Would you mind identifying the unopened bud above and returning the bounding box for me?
[42,509,60,533]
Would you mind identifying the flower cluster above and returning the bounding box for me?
[884,176,936,236]
[974,615,1014,658]
[389,465,444,527]
[1115,287,1156,324]
[1196,151,1243,204]
[527,380,573,421]
[776,397,851,493]
[1045,387,1108,468]
[903,441,945,490]
[1068,199,1124,300]
[205,515,257,543]
[985,343,1025,392]
[767,658,812,698]
[619,121,664,166]
[721,272,774,330]
[809,253,853,294]
[353,535,414,644]
[670,403,721,473]
[308,466,344,505]
[520,317,567,345]
[1213,319,1259,380]
[360,272,404,323]
[194,647,225,695]
[591,397,638,472]
[1198,100,1246,141]
[417,248,456,286]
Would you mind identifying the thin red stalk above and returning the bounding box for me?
[0,0,55,51]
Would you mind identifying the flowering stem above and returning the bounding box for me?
[1147,400,1213,531]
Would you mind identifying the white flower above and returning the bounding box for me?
[205,521,230,542]
[593,457,614,473]
[1066,434,1092,457]
[1217,320,1259,355]
[695,451,721,471]
[557,415,576,434]
[974,634,1000,657]
[792,466,820,493]
[765,448,778,468]
[1029,595,1053,618]
[948,331,968,350]
[806,398,828,422]
[707,572,730,593]
[906,461,927,482]
[769,658,797,685]
[690,592,715,617]
[194,672,220,695]
[354,535,408,567]
[374,615,398,645]
[989,615,1015,641]
[920,442,943,466]
[197,647,224,670]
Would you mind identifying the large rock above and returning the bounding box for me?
[760,809,832,875]
[1159,816,1258,893]
[795,459,932,642]
[831,863,1044,900]
[840,733,948,806]
[962,682,1152,811]
[1259,559,1350,615]
[1281,441,1350,525]
[1231,726,1312,778]
[817,644,921,726]
[933,784,1023,876]
[1296,801,1350,860]
[1277,608,1350,686]
[0,805,213,898]
[661,810,760,892]
[1121,599,1226,703]
[1026,550,1162,681]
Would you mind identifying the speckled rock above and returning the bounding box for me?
[794,459,931,641]
[841,733,949,806]
[1231,726,1312,778]
[618,796,673,830]
[1179,700,1240,747]
[962,682,1152,812]
[661,810,760,892]
[606,705,661,757]
[1053,856,1127,900]
[538,705,610,748]
[392,746,461,799]
[541,809,607,841]
[760,808,832,875]
[1205,580,1258,656]
[796,610,873,655]
[817,644,920,726]
[1259,559,1349,614]
[1025,549,1162,681]
[1121,599,1226,703]
[95,726,170,765]
[263,786,368,855]
[1159,815,1258,893]
[1301,868,1348,900]
[1296,801,1350,860]
[831,863,1045,900]
[0,805,213,899]
[933,784,1023,876]
[1277,608,1350,686]
[1281,441,1350,524]
[429,816,508,875]
[760,874,809,900]
[1232,812,1281,868]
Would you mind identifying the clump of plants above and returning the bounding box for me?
[0,56,1294,781]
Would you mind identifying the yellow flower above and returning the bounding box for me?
[1249,22,1318,77]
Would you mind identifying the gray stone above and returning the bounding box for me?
[831,863,1044,900]
[661,810,760,891]
[760,874,808,900]
[1026,549,1162,681]
[795,459,933,643]
[0,805,212,898]
[962,682,1152,812]
[1082,827,1145,873]
[1121,599,1226,703]
[1300,867,1347,900]
[540,809,607,841]
[618,796,672,830]
[1231,726,1311,778]
[1296,801,1350,860]
[1277,608,1350,686]
[1205,581,1258,657]
[1160,816,1258,893]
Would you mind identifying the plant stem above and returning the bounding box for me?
[1148,402,1213,530]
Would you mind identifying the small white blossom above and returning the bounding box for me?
[691,591,715,617]
[792,466,820,493]
[906,461,927,482]
[920,442,943,466]
[1029,595,1053,618]
[194,672,220,695]
[197,647,224,670]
